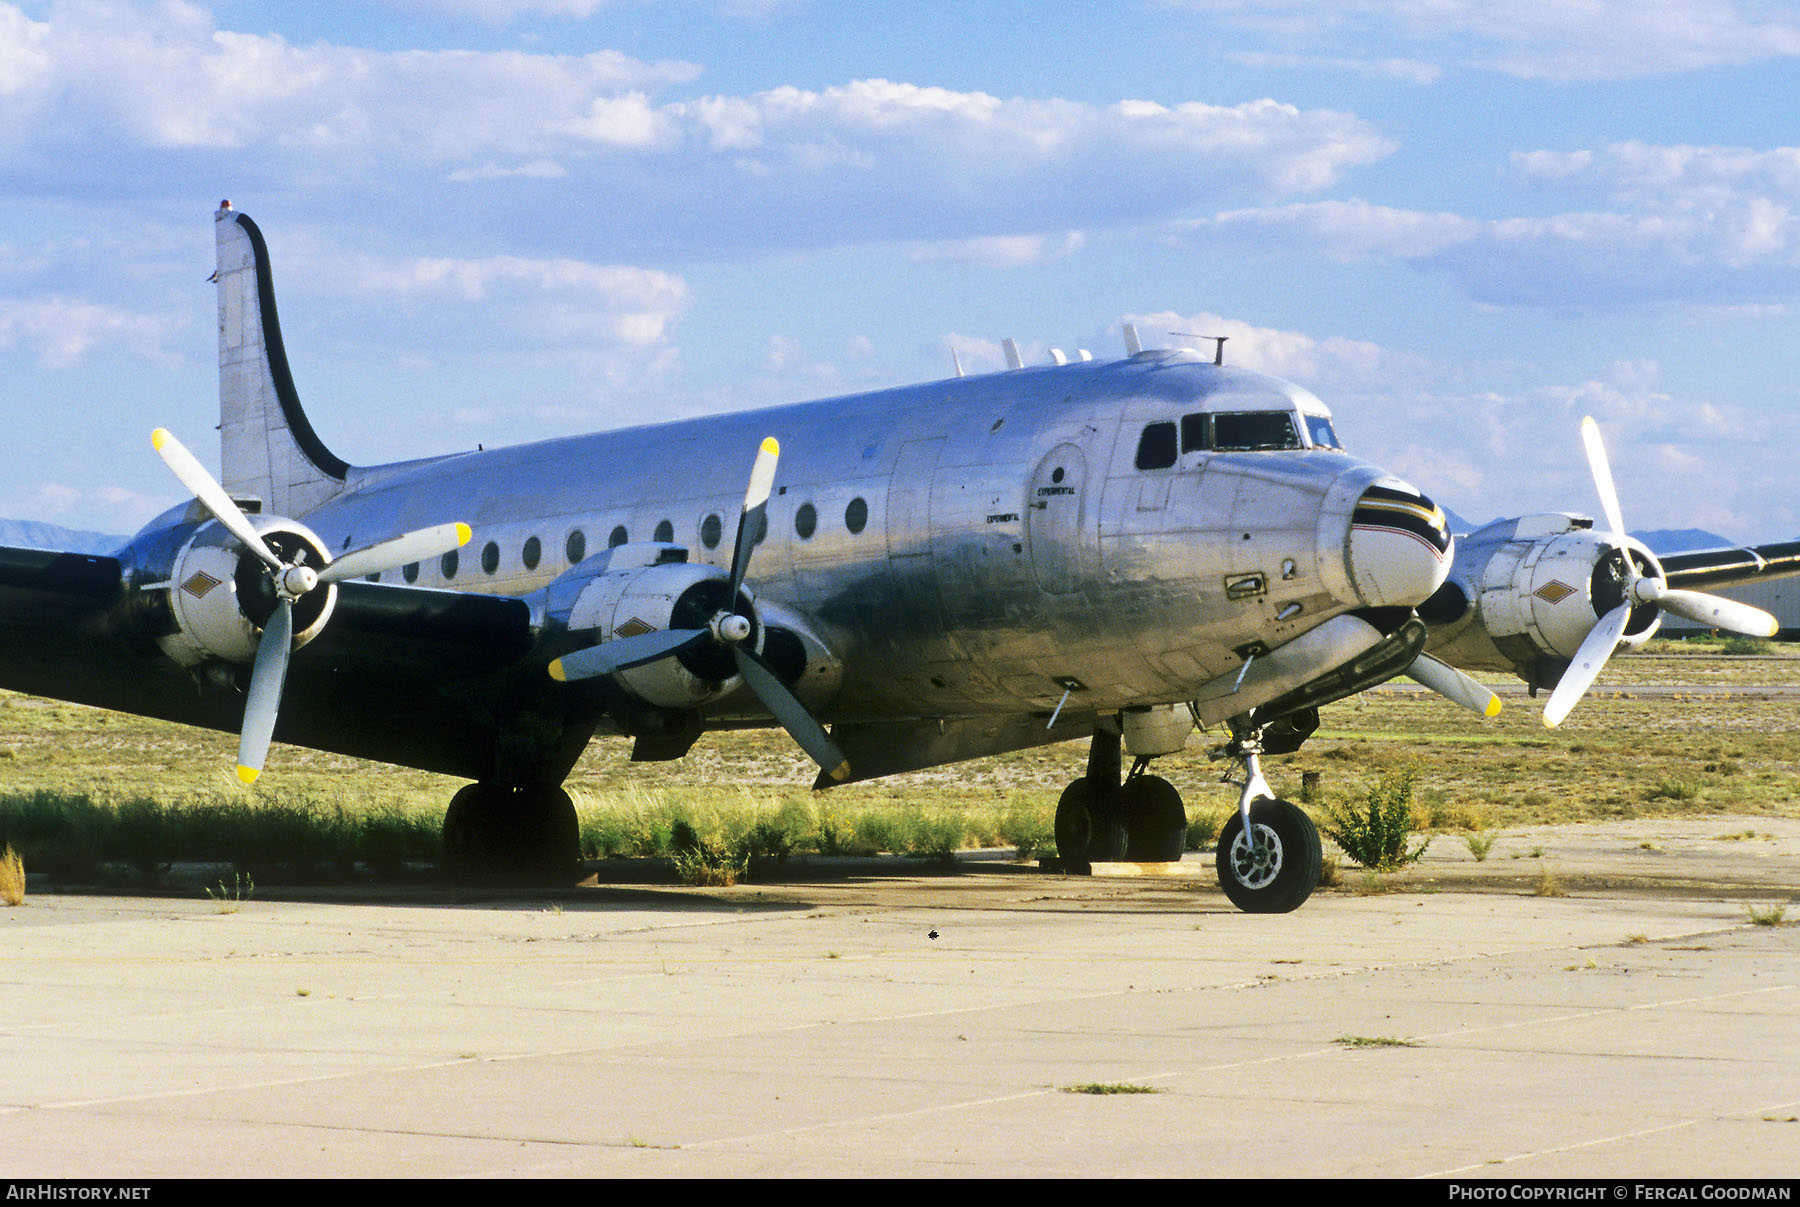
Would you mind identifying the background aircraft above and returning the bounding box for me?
[0,207,1794,912]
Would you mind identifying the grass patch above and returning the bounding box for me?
[204,871,253,913]
[1062,1082,1163,1095]
[0,844,22,905]
[1747,902,1788,927]
[1335,1034,1420,1048]
[1466,832,1498,862]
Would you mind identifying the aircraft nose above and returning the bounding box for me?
[1346,482,1453,608]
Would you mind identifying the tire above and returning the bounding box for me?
[1121,774,1187,863]
[1215,798,1321,914]
[1054,779,1127,871]
[442,783,579,882]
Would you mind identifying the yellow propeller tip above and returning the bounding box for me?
[151,428,170,449]
[828,761,851,783]
[454,522,472,546]
[236,765,261,785]
[1484,698,1503,718]
[761,436,780,455]
[547,659,567,682]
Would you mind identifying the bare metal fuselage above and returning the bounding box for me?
[290,349,1410,730]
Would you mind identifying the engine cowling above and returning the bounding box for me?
[1419,513,1660,689]
[123,511,337,670]
[551,546,762,710]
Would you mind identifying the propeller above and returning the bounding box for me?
[548,437,851,782]
[1542,417,1778,728]
[152,428,471,782]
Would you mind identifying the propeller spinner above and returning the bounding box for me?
[1542,418,1778,727]
[152,428,471,782]
[548,437,851,783]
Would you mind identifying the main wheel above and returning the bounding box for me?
[442,783,580,882]
[1215,798,1321,914]
[1121,774,1187,862]
[1054,779,1127,872]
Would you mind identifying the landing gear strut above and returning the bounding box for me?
[1210,723,1321,913]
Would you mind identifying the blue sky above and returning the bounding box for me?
[3,0,1798,542]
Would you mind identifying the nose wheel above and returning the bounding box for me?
[1212,724,1321,913]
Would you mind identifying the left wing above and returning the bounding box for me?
[0,542,537,781]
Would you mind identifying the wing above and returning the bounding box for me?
[1657,539,1800,593]
[0,544,537,780]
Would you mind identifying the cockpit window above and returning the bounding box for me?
[1304,414,1341,449]
[1213,411,1300,451]
[1180,413,1209,453]
[1135,421,1177,470]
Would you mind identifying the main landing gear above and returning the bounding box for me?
[442,781,581,882]
[1053,728,1188,872]
[1052,717,1323,914]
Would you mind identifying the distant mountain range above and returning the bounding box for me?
[0,519,126,555]
[1444,510,1743,555]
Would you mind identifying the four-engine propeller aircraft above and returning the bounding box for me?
[1,204,1795,911]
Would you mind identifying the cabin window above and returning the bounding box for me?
[700,513,723,549]
[608,524,628,549]
[795,502,817,540]
[1305,414,1341,449]
[441,550,459,579]
[366,572,380,583]
[1213,411,1300,451]
[1135,421,1177,470]
[481,541,500,575]
[403,561,419,584]
[845,497,868,535]
[522,536,541,571]
[566,530,587,565]
[653,519,674,543]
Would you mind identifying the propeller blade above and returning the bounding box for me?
[1542,602,1630,728]
[548,628,708,682]
[317,522,473,585]
[729,437,779,599]
[733,645,850,782]
[1406,652,1502,718]
[1579,416,1628,542]
[151,428,283,573]
[1652,587,1779,638]
[236,598,293,784]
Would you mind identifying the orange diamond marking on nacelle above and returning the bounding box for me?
[181,570,223,599]
[1534,580,1576,604]
[616,617,656,639]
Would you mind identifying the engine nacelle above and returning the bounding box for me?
[551,545,761,711]
[121,511,336,670]
[1420,513,1660,689]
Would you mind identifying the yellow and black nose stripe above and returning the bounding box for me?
[1352,485,1451,555]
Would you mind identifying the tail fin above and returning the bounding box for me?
[214,201,349,516]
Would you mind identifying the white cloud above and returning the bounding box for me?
[1123,309,1388,385]
[1164,0,1800,81]
[0,6,1393,256]
[908,231,1085,269]
[0,297,185,368]
[1228,51,1443,84]
[1170,142,1800,309]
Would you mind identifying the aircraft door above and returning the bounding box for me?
[1026,443,1090,594]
